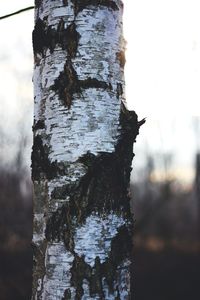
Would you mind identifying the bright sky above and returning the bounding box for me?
[1,0,199,118]
[1,0,200,117]
[0,0,33,167]
[124,0,200,118]
[0,0,199,182]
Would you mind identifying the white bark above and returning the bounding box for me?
[32,0,140,299]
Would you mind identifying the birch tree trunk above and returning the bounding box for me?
[32,0,141,299]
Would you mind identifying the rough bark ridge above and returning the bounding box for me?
[32,0,141,299]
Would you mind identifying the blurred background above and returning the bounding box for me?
[0,1,199,299]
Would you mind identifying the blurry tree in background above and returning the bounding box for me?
[195,153,200,234]
[0,155,32,299]
[131,149,200,300]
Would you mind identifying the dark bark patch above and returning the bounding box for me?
[80,77,112,90]
[52,61,80,109]
[68,225,131,298]
[63,0,68,5]
[45,107,139,247]
[65,22,80,58]
[45,149,134,248]
[35,0,42,8]
[32,138,84,180]
[115,103,140,184]
[71,255,93,299]
[116,82,123,99]
[62,289,71,299]
[119,102,139,143]
[77,152,131,217]
[102,225,132,292]
[46,26,57,54]
[52,62,112,108]
[31,135,57,180]
[33,18,80,58]
[78,151,96,167]
[31,240,47,299]
[72,0,119,15]
[32,18,47,56]
[32,120,45,131]
[51,183,78,200]
[70,255,103,298]
[57,19,80,58]
[116,51,126,68]
[138,117,146,127]
[45,205,67,242]
[45,202,76,252]
[109,225,132,266]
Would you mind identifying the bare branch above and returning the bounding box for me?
[0,6,34,20]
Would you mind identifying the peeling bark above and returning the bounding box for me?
[32,0,141,299]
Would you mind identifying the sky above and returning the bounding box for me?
[0,0,199,182]
[0,0,33,167]
[123,0,200,183]
[0,0,199,116]
[124,0,200,118]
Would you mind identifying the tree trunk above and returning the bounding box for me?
[31,0,140,299]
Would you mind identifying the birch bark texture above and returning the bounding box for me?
[32,0,140,299]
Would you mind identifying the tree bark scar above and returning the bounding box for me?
[52,62,113,109]
[32,18,80,58]
[71,0,119,15]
